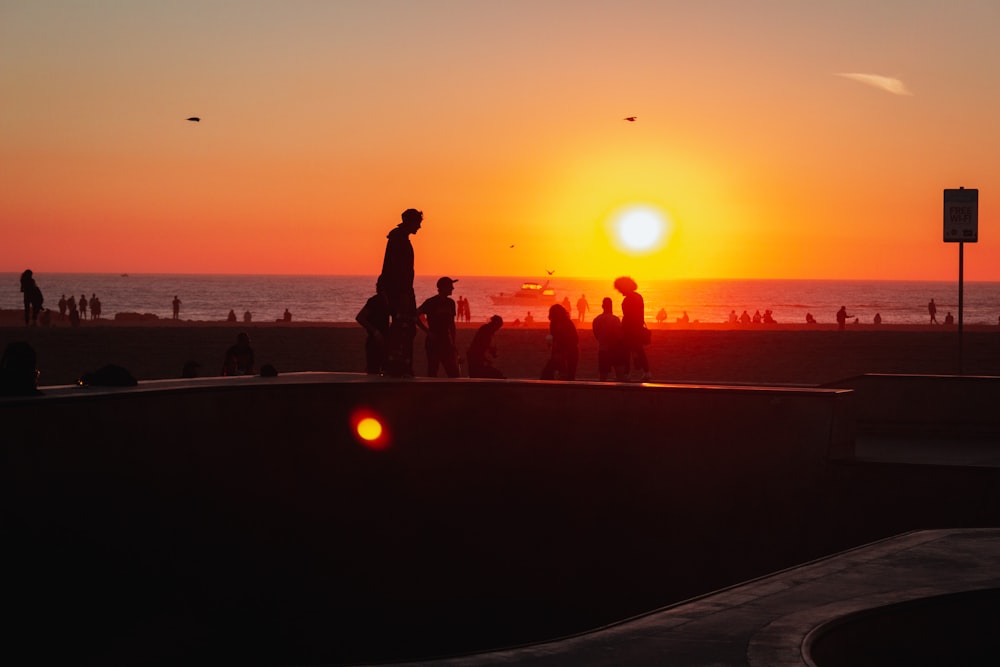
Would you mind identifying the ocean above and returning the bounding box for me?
[5,273,1000,326]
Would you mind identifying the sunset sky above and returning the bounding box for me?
[3,1,1000,280]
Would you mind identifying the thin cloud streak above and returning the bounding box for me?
[835,72,913,96]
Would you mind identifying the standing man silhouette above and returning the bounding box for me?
[378,208,423,377]
[928,298,938,324]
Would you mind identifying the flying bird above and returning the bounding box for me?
[186,117,201,122]
[509,244,515,248]
[546,269,555,275]
[624,116,636,122]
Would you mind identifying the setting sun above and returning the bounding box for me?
[609,205,672,254]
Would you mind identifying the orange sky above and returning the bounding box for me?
[3,1,1000,280]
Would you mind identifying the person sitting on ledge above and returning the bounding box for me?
[0,341,42,396]
[222,332,255,376]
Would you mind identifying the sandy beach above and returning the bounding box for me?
[3,309,1000,387]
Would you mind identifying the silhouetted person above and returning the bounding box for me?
[67,297,80,327]
[525,311,534,325]
[729,309,738,324]
[356,291,390,375]
[615,276,650,382]
[836,306,852,330]
[928,298,938,324]
[592,297,627,381]
[222,332,255,376]
[657,307,668,325]
[90,294,101,320]
[540,303,578,380]
[467,315,505,378]
[739,310,751,325]
[944,311,954,325]
[58,294,67,320]
[227,309,237,323]
[377,208,423,377]
[417,276,460,378]
[874,313,882,325]
[78,294,87,319]
[678,310,690,324]
[762,309,774,324]
[752,309,762,324]
[243,310,252,323]
[806,312,816,324]
[172,295,181,320]
[78,364,137,387]
[576,294,589,322]
[282,308,292,322]
[19,270,43,326]
[0,341,41,396]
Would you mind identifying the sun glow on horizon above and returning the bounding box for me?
[608,204,672,254]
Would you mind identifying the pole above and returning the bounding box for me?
[958,241,964,374]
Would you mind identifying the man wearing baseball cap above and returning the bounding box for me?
[416,276,460,377]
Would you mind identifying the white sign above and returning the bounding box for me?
[943,188,978,243]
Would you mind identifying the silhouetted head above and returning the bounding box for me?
[489,315,503,329]
[613,276,638,294]
[601,297,613,311]
[436,276,458,293]
[400,208,423,233]
[548,304,568,321]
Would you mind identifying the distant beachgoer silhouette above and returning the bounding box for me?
[752,309,762,324]
[0,341,41,396]
[356,291,390,374]
[928,298,938,324]
[227,309,237,322]
[762,309,775,324]
[525,311,534,325]
[467,315,505,378]
[67,296,80,327]
[729,309,738,324]
[576,294,589,323]
[243,310,252,323]
[592,297,627,381]
[944,311,954,325]
[874,313,882,325]
[58,294,67,320]
[561,296,572,319]
[656,307,667,325]
[19,270,43,326]
[739,310,751,325]
[615,276,650,382]
[540,303,578,380]
[282,308,292,322]
[416,276,460,378]
[806,312,816,324]
[222,332,255,376]
[89,294,101,320]
[377,208,423,377]
[172,296,181,320]
[78,294,87,319]
[678,310,690,324]
[836,306,852,330]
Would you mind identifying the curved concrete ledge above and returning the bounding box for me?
[378,529,1000,666]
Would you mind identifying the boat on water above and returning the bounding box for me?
[489,280,557,306]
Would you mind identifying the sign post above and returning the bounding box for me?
[943,187,979,373]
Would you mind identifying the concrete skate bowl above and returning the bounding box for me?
[805,588,1000,667]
